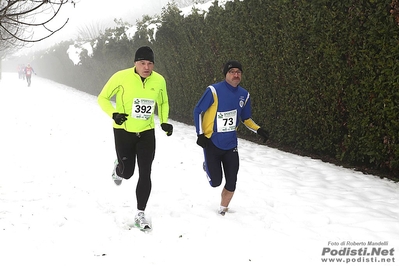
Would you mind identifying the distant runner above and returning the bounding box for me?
[24,64,36,87]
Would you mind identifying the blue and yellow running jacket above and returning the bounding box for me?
[193,80,261,150]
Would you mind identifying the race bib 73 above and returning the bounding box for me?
[216,109,237,132]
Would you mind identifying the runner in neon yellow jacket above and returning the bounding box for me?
[98,46,173,230]
[98,66,169,132]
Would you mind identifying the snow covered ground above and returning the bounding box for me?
[0,72,398,265]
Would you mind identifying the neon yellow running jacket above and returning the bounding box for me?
[98,67,170,133]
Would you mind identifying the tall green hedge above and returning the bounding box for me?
[27,0,399,178]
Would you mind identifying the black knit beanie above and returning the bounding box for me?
[134,46,154,63]
[223,60,243,76]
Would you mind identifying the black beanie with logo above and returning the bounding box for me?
[134,46,155,63]
[223,60,243,76]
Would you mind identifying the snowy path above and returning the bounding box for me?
[0,72,398,265]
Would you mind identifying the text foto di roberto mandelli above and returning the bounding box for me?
[329,241,390,246]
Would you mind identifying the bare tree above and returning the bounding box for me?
[76,20,106,41]
[0,0,76,54]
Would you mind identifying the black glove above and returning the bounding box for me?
[196,134,209,148]
[257,128,269,143]
[112,113,128,125]
[161,123,173,136]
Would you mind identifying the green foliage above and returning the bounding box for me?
[32,41,75,85]
[26,0,399,177]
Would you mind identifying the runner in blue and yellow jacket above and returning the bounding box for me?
[98,46,173,230]
[193,60,269,216]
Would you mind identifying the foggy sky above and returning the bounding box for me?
[27,0,183,52]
